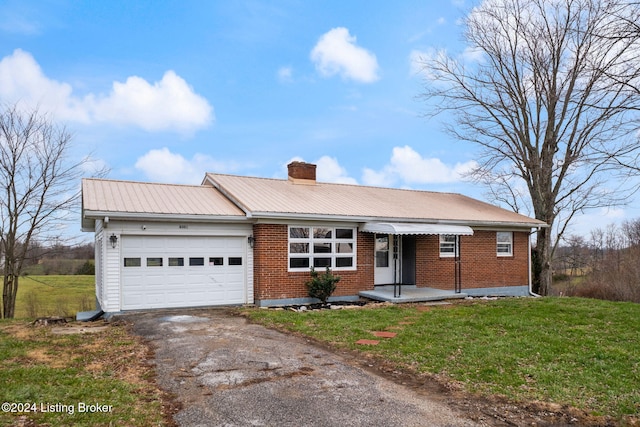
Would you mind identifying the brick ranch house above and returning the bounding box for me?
[81,161,546,313]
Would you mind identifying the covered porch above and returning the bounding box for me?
[361,222,473,301]
[359,285,468,303]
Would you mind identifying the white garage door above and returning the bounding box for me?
[121,235,246,310]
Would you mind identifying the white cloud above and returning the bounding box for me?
[0,49,90,122]
[316,156,358,184]
[361,145,477,186]
[0,3,42,35]
[277,66,293,83]
[409,45,483,80]
[135,148,234,184]
[0,49,213,134]
[567,207,630,238]
[461,46,485,63]
[283,148,472,188]
[409,48,447,79]
[91,71,212,132]
[79,156,109,176]
[310,27,379,83]
[361,167,392,187]
[280,155,357,184]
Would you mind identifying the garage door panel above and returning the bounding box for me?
[121,235,247,310]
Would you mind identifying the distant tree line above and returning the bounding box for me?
[2,241,95,276]
[553,219,640,303]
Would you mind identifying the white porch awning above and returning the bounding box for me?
[361,222,474,236]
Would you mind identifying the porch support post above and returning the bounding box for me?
[454,235,462,293]
[393,235,401,298]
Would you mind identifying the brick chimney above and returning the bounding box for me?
[287,161,316,184]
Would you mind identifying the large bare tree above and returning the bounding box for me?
[418,0,640,295]
[0,105,88,318]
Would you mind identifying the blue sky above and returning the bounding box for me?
[0,0,634,238]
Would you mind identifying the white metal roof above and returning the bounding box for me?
[205,173,546,228]
[81,178,246,230]
[81,173,547,231]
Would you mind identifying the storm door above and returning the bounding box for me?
[374,234,395,285]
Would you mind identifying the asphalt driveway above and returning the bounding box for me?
[128,308,479,427]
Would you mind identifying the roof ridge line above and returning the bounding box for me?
[83,177,207,189]
[205,172,465,196]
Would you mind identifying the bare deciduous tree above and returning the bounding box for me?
[0,104,97,318]
[418,0,640,295]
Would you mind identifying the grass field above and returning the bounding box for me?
[0,274,170,426]
[245,297,640,422]
[10,275,95,319]
[0,320,168,426]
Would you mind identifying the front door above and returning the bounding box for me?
[401,235,416,285]
[374,234,395,285]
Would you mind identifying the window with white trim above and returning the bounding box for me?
[497,232,513,256]
[289,226,356,271]
[375,235,390,267]
[439,235,458,257]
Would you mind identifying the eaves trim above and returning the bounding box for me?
[82,210,249,223]
[249,211,548,229]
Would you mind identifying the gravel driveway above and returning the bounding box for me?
[128,308,479,427]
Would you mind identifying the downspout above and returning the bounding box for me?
[529,227,541,297]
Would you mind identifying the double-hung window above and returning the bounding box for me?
[439,235,458,257]
[289,226,356,271]
[496,232,513,256]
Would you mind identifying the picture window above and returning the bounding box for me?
[288,226,356,271]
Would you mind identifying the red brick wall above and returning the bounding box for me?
[253,224,529,302]
[287,162,316,181]
[416,231,529,290]
[253,224,374,302]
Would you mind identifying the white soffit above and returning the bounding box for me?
[361,222,474,236]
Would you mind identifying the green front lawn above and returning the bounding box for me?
[0,275,171,426]
[12,275,95,319]
[245,297,640,421]
[0,320,168,427]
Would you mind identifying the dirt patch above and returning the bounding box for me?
[0,323,35,340]
[362,357,621,427]
[25,348,67,369]
[1,320,180,427]
[50,324,109,334]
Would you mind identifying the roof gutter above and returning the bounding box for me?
[83,210,249,224]
[249,211,547,229]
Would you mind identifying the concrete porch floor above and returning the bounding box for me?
[359,285,467,303]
